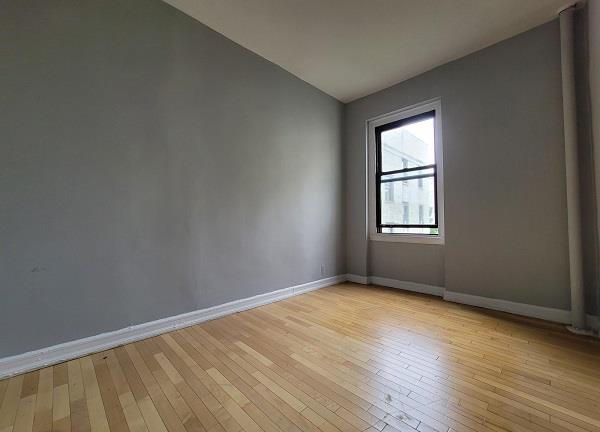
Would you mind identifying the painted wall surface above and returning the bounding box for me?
[345,21,572,309]
[0,0,344,357]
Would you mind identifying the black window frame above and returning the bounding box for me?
[375,110,438,232]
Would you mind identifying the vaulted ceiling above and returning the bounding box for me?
[163,0,568,102]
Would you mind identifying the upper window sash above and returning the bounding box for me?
[374,110,435,135]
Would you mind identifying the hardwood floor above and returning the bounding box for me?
[1,283,600,432]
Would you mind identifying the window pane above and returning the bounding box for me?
[380,177,435,226]
[380,117,434,172]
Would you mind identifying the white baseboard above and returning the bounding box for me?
[369,276,445,297]
[443,290,572,324]
[2,273,597,378]
[345,274,444,297]
[444,291,599,332]
[346,273,369,284]
[0,274,346,379]
[347,274,599,333]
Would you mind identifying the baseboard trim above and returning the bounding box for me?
[346,274,599,333]
[346,273,369,284]
[369,276,445,297]
[0,274,346,379]
[443,290,572,323]
[2,273,597,378]
[345,274,445,297]
[445,291,598,331]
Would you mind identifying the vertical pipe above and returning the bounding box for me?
[560,6,587,330]
[590,0,600,331]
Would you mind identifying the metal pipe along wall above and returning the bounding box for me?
[559,5,586,330]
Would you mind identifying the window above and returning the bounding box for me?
[368,99,444,244]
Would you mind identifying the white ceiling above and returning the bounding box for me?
[163,0,568,102]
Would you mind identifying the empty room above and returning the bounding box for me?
[2,0,600,431]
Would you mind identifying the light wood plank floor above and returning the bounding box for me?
[2,283,600,432]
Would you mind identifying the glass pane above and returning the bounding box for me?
[380,177,435,226]
[380,116,434,172]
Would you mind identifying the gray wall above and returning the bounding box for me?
[345,21,573,310]
[0,0,344,357]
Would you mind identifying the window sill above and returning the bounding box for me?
[370,233,445,245]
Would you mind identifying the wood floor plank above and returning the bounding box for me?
[33,368,53,432]
[13,395,36,432]
[51,378,70,432]
[0,381,8,412]
[81,357,110,432]
[111,348,167,432]
[143,338,233,432]
[2,283,599,432]
[91,353,131,432]
[0,375,25,432]
[144,340,259,432]
[124,344,187,432]
[104,350,148,432]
